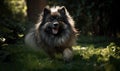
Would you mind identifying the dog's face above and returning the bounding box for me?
[40,6,70,36]
[37,6,76,47]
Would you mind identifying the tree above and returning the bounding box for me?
[25,0,47,23]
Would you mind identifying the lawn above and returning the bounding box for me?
[0,36,120,71]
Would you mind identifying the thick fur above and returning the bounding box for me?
[25,6,77,62]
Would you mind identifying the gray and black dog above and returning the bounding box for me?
[25,6,77,62]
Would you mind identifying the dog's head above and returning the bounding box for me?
[36,6,76,47]
[39,6,72,36]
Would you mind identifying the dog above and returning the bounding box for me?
[25,6,77,62]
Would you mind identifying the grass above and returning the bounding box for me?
[0,36,120,71]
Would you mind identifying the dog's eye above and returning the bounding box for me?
[57,17,62,21]
[50,17,54,21]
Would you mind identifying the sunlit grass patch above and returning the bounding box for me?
[73,42,120,62]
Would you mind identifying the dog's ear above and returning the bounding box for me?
[58,6,66,15]
[43,6,50,16]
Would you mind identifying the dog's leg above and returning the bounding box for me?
[63,48,73,62]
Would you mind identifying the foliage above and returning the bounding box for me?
[0,0,26,45]
[48,0,115,36]
[0,36,120,71]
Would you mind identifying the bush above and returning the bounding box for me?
[48,0,113,35]
[0,0,26,45]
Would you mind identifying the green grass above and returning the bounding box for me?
[0,36,120,71]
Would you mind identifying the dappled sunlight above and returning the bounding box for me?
[71,42,120,71]
[73,42,120,62]
[18,34,24,38]
[7,0,27,16]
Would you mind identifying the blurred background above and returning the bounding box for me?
[0,0,120,71]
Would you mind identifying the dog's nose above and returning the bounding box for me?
[53,22,59,27]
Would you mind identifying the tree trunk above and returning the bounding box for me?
[26,0,47,23]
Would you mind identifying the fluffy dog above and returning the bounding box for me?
[25,6,77,62]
